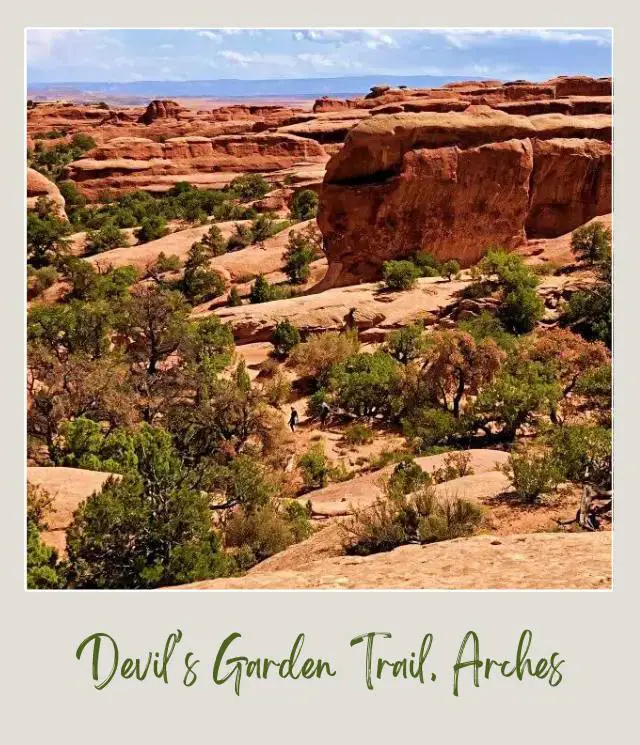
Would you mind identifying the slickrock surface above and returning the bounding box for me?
[170,532,611,590]
[27,467,116,555]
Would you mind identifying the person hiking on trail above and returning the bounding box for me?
[319,401,331,429]
[288,407,299,433]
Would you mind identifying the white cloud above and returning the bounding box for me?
[435,28,611,49]
[27,29,81,62]
[364,30,397,49]
[217,50,297,68]
[197,30,223,43]
[160,43,174,49]
[297,53,335,68]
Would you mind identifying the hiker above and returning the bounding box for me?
[288,407,299,433]
[319,401,331,429]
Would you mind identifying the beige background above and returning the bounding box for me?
[4,4,638,743]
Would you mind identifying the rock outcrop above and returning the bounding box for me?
[64,133,329,198]
[317,106,612,285]
[138,99,185,124]
[27,167,67,218]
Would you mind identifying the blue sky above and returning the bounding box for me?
[27,28,613,83]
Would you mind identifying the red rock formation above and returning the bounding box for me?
[527,138,612,237]
[27,167,66,218]
[546,76,612,97]
[319,138,533,285]
[318,106,612,286]
[138,99,185,124]
[63,133,329,198]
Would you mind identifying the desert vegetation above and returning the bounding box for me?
[26,77,613,589]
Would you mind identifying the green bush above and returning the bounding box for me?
[135,215,168,243]
[229,173,270,201]
[343,479,481,556]
[547,425,611,488]
[290,189,319,221]
[298,443,331,490]
[342,423,374,446]
[499,450,562,504]
[85,222,127,254]
[413,251,442,277]
[384,323,426,364]
[328,351,401,418]
[289,330,360,387]
[271,320,301,357]
[386,458,432,498]
[283,227,319,284]
[431,451,475,483]
[182,242,226,304]
[403,408,459,451]
[441,259,461,280]
[382,260,421,291]
[571,221,611,264]
[226,222,254,252]
[249,275,288,304]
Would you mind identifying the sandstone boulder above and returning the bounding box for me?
[27,167,67,218]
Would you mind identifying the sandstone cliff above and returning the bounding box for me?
[317,106,612,285]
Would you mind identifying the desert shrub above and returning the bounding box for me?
[200,224,227,256]
[382,260,421,291]
[386,458,432,498]
[27,200,72,267]
[135,215,168,243]
[470,360,560,441]
[271,320,301,358]
[85,221,127,254]
[250,213,289,243]
[226,222,253,251]
[283,225,321,284]
[403,408,460,451]
[150,252,182,275]
[561,246,611,349]
[328,351,401,419]
[574,364,611,425]
[262,371,293,407]
[431,451,475,483]
[499,449,562,504]
[571,221,611,264]
[384,323,426,364]
[70,133,97,151]
[499,284,545,334]
[547,425,611,489]
[416,495,483,544]
[182,242,226,304]
[248,275,288,304]
[27,265,58,297]
[290,189,319,221]
[298,443,331,490]
[289,330,360,386]
[66,472,226,589]
[441,259,461,280]
[27,484,63,589]
[54,418,138,473]
[342,423,374,447]
[458,312,517,352]
[471,249,544,334]
[343,479,481,556]
[419,330,505,418]
[224,501,311,568]
[229,173,270,201]
[227,287,243,307]
[413,251,442,277]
